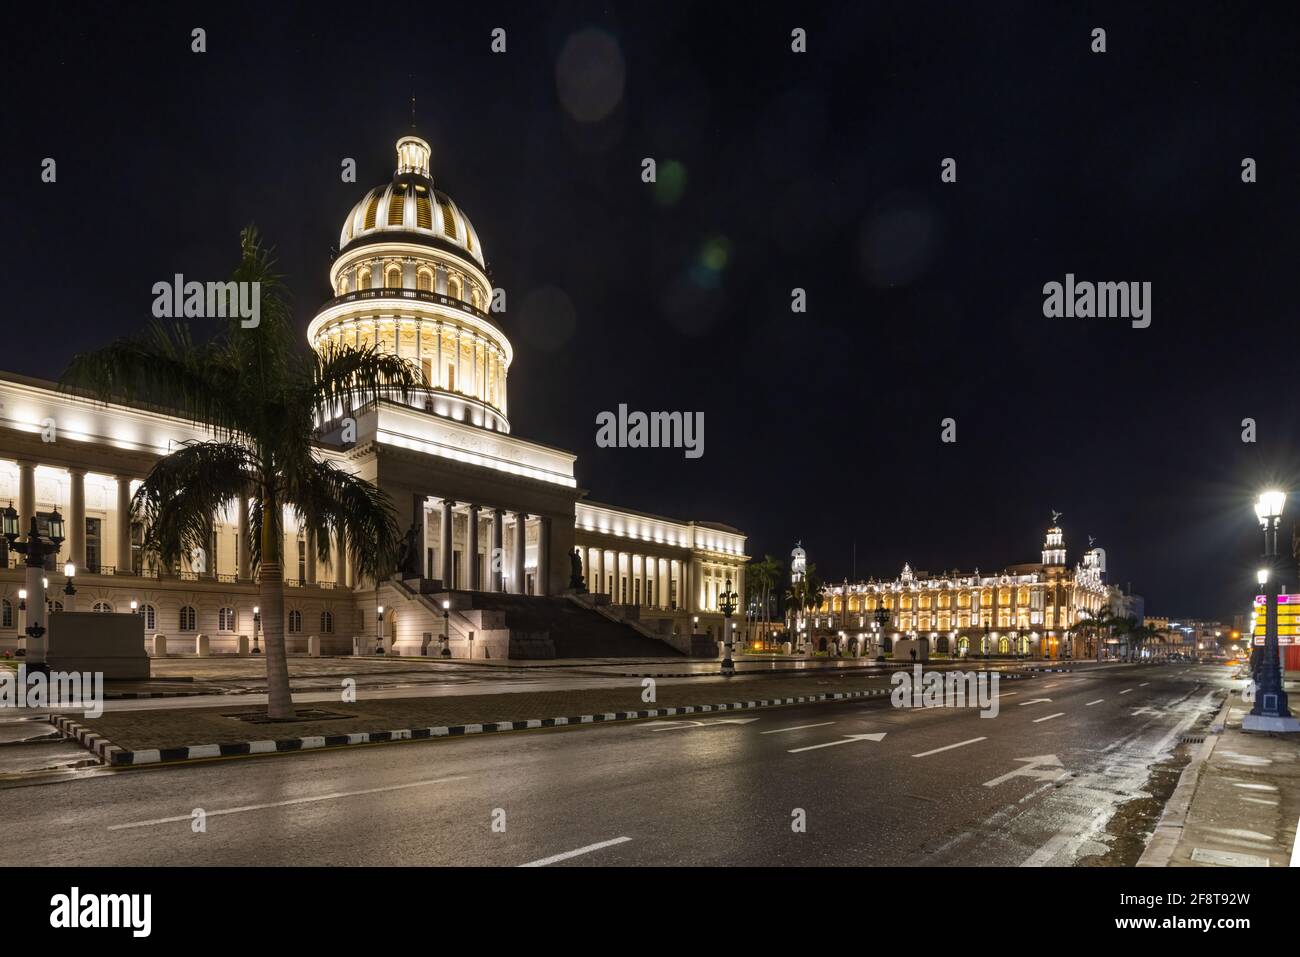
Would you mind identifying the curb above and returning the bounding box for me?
[1136,690,1234,867]
[53,686,923,767]
[105,691,214,700]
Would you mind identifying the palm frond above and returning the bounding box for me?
[281,457,402,581]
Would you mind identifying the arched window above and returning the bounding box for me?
[385,265,403,289]
[288,609,302,634]
[142,604,156,631]
[448,275,462,301]
[92,601,113,613]
[179,606,196,632]
[320,610,334,634]
[218,607,236,632]
[438,198,457,239]
[357,266,372,290]
[470,286,483,310]
[47,599,64,613]
[1,599,11,628]
[417,268,434,292]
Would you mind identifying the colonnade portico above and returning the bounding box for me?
[424,497,549,595]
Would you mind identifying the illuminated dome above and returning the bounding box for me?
[309,134,512,433]
[339,135,485,269]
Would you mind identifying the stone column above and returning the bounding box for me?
[491,508,504,591]
[68,468,86,572]
[512,512,527,594]
[593,547,604,596]
[440,499,454,587]
[537,516,550,596]
[116,476,132,573]
[17,460,36,537]
[467,504,481,590]
[305,528,317,585]
[615,551,626,603]
[633,554,644,606]
[692,559,705,614]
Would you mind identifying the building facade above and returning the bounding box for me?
[805,520,1109,659]
[0,134,746,657]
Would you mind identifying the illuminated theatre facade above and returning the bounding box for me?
[808,522,1107,659]
[0,135,746,658]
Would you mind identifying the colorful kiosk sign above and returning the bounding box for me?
[1252,593,1298,646]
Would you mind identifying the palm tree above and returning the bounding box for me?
[746,554,780,650]
[62,227,424,719]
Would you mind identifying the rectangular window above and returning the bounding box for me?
[85,518,101,573]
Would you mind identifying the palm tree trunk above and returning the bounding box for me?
[260,487,295,720]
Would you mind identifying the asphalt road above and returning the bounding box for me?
[0,662,1230,866]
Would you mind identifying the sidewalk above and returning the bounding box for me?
[1141,681,1300,867]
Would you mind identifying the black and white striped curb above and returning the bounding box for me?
[53,674,1031,767]
[105,690,212,700]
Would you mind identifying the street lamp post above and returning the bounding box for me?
[251,606,262,654]
[440,599,451,657]
[874,603,889,658]
[1245,490,1299,732]
[2,504,63,673]
[62,561,77,612]
[719,577,738,676]
[375,604,385,655]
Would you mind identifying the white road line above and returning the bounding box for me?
[761,722,835,735]
[518,837,632,868]
[108,775,470,830]
[1139,682,1149,687]
[1120,688,1134,695]
[1291,816,1300,867]
[912,737,986,758]
[788,732,887,753]
[998,692,1019,698]
[1033,712,1066,723]
[1086,699,1104,706]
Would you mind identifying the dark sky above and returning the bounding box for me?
[8,1,1300,620]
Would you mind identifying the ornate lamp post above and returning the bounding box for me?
[874,602,889,657]
[375,604,385,655]
[2,504,64,673]
[1245,491,1299,731]
[440,599,451,657]
[251,605,262,655]
[719,576,738,676]
[62,560,77,612]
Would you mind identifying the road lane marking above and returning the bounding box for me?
[1018,698,1052,706]
[108,775,470,830]
[983,755,1067,788]
[518,837,631,867]
[912,737,986,758]
[1033,712,1066,723]
[761,722,834,735]
[1139,682,1149,687]
[998,692,1019,698]
[644,717,760,731]
[788,732,887,753]
[1086,699,1104,706]
[1120,688,1134,695]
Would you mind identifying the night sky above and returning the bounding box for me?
[9,1,1300,620]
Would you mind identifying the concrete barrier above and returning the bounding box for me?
[195,634,209,657]
[237,634,249,657]
[308,635,321,657]
[153,634,167,657]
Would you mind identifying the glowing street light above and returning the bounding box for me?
[1245,490,1298,731]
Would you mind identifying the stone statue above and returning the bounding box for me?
[395,521,420,578]
[569,548,587,592]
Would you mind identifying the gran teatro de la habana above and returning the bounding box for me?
[0,135,748,660]
[797,521,1110,660]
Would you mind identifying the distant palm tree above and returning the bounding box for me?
[748,554,781,649]
[62,228,423,719]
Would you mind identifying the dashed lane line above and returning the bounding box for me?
[518,837,632,867]
[1032,712,1066,723]
[760,722,835,735]
[1120,689,1134,695]
[1086,699,1104,706]
[107,775,470,830]
[912,737,987,758]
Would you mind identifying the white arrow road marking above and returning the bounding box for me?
[912,737,986,758]
[1033,712,1066,723]
[983,755,1068,788]
[1131,706,1162,717]
[761,722,835,735]
[1120,688,1134,695]
[1086,699,1104,706]
[788,732,887,754]
[644,718,760,731]
[1018,698,1053,706]
[108,775,471,830]
[518,836,632,867]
